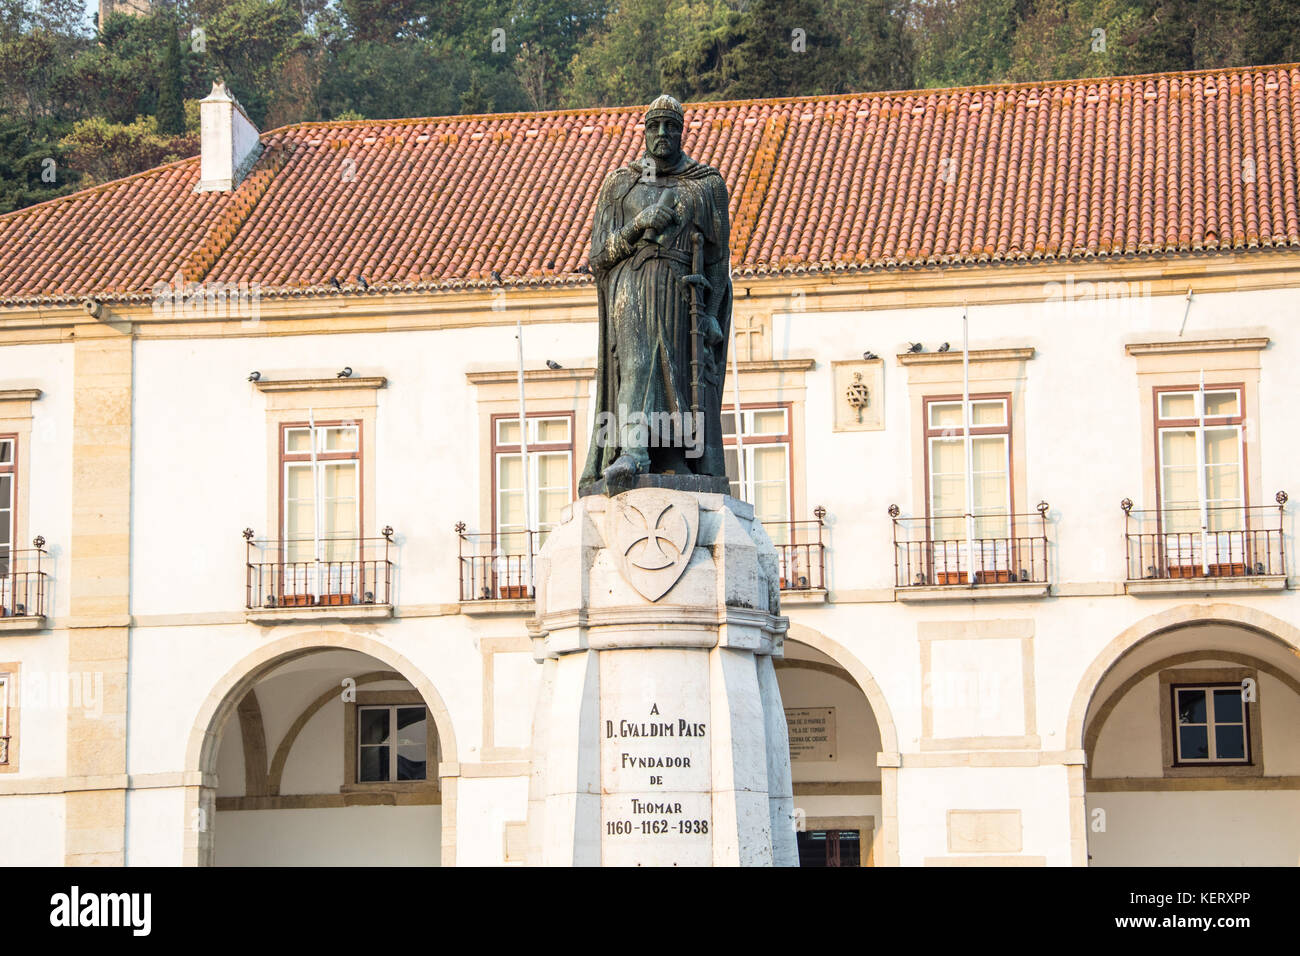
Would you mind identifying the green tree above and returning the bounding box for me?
[459,69,494,113]
[1241,0,1300,64]
[913,0,1025,88]
[156,20,186,135]
[0,115,80,213]
[198,0,310,126]
[317,38,470,119]
[58,111,198,185]
[564,0,731,107]
[723,0,850,99]
[661,0,858,101]
[73,10,191,125]
[505,0,609,109]
[0,0,91,121]
[658,9,745,101]
[834,0,915,92]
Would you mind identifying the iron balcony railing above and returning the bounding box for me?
[1121,493,1287,581]
[457,525,540,601]
[765,507,827,592]
[0,735,8,765]
[458,514,828,600]
[1,537,48,619]
[244,529,394,609]
[890,503,1050,588]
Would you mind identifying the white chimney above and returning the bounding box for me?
[196,80,262,193]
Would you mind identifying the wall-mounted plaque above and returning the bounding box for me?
[785,707,837,761]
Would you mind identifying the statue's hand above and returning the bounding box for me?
[700,312,724,348]
[681,273,712,292]
[633,204,677,233]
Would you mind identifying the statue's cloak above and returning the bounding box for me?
[581,154,733,485]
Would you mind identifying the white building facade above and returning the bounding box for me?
[2,68,1300,867]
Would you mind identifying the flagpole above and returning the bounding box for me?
[516,317,535,594]
[729,265,745,499]
[963,309,976,585]
[1197,369,1209,575]
[309,406,321,600]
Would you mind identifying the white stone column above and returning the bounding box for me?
[526,488,795,866]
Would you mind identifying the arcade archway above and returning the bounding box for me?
[778,626,899,867]
[186,633,458,866]
[1072,606,1300,866]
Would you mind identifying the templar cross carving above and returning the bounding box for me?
[608,491,699,601]
[623,503,690,571]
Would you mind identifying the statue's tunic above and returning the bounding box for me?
[581,155,731,484]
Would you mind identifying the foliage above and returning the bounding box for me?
[0,114,80,212]
[565,0,732,107]
[156,20,186,135]
[58,111,198,185]
[1,0,1298,211]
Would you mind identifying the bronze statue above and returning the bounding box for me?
[580,94,733,495]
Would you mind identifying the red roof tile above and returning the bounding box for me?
[4,64,1300,306]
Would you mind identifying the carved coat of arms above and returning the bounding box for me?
[607,490,698,601]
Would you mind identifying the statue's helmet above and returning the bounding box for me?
[645,94,684,127]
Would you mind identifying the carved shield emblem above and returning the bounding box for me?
[608,491,698,601]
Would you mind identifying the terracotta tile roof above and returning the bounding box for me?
[4,64,1300,306]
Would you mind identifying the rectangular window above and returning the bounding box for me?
[1156,386,1246,569]
[0,436,14,577]
[357,704,428,782]
[280,423,361,598]
[1157,387,1244,529]
[924,396,1011,541]
[1172,683,1250,764]
[493,414,574,554]
[723,406,792,542]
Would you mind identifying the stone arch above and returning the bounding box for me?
[1065,602,1300,866]
[786,622,899,753]
[183,629,459,866]
[267,670,403,795]
[785,621,900,866]
[1082,649,1300,765]
[1066,603,1300,752]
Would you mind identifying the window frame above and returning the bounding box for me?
[1169,681,1253,767]
[0,672,8,761]
[356,703,431,783]
[922,392,1014,539]
[342,690,440,793]
[0,434,16,576]
[1152,383,1249,534]
[278,420,364,555]
[721,401,795,525]
[0,666,13,770]
[490,410,576,543]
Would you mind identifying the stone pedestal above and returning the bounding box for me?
[525,488,797,866]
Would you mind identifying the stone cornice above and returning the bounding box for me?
[466,366,595,385]
[6,249,1300,343]
[896,347,1035,366]
[253,376,387,393]
[736,358,816,372]
[464,360,812,387]
[1124,336,1270,355]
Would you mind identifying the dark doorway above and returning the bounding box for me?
[797,829,861,867]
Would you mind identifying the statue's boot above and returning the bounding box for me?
[602,453,642,485]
